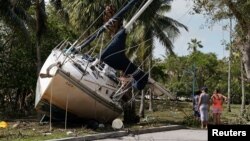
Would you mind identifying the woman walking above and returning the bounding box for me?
[198,87,210,129]
[211,89,227,125]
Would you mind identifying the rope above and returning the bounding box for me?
[101,37,152,61]
[75,11,105,45]
[101,42,151,102]
[122,44,143,76]
[113,54,157,104]
[113,87,130,101]
[90,34,102,56]
[65,93,69,131]
[99,34,105,60]
[49,80,53,131]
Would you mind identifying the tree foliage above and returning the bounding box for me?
[0,1,76,117]
[152,50,250,103]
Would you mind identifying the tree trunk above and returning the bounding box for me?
[139,90,145,118]
[239,30,250,117]
[123,88,139,124]
[36,40,41,75]
[35,0,44,119]
[36,38,43,120]
[35,0,46,75]
[241,58,246,117]
[148,88,153,112]
[148,54,153,112]
[227,18,232,112]
[227,55,231,113]
[241,31,250,80]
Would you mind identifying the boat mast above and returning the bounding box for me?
[124,0,153,31]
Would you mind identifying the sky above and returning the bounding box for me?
[153,0,230,59]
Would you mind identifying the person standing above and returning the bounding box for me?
[211,89,227,125]
[193,90,201,120]
[198,87,210,129]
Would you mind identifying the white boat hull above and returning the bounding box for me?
[35,49,123,123]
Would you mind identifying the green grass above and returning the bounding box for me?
[221,104,250,124]
[0,123,94,141]
[0,100,248,140]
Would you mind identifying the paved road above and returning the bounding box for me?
[96,129,208,141]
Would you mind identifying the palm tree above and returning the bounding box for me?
[131,0,188,117]
[187,38,203,53]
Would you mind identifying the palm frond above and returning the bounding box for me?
[152,14,187,44]
[157,14,188,31]
[157,3,171,14]
[153,23,174,55]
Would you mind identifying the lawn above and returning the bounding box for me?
[0,99,248,141]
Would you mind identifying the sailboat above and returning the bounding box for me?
[35,0,174,123]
